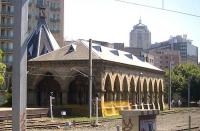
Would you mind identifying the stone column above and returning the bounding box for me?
[150,92,155,109]
[145,92,150,110]
[62,92,68,105]
[154,92,160,110]
[143,92,149,109]
[159,91,165,110]
[133,92,137,109]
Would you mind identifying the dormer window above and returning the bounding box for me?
[93,46,102,52]
[67,44,77,54]
[110,50,119,56]
[125,53,133,59]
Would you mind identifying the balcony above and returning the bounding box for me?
[50,18,60,22]
[50,6,60,11]
[0,23,13,28]
[0,36,14,41]
[0,0,14,4]
[50,29,60,33]
[1,48,14,53]
[0,10,14,16]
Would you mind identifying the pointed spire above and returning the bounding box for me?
[139,16,142,24]
[27,0,60,60]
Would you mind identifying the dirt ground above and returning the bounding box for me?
[29,108,200,131]
[156,109,200,131]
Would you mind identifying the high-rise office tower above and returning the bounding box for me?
[129,18,151,49]
[0,0,64,67]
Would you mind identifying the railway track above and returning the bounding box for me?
[0,116,121,130]
[0,108,199,130]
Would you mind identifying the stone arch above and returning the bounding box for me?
[32,70,64,90]
[143,79,148,109]
[36,72,62,106]
[154,79,160,109]
[114,75,121,101]
[129,77,136,108]
[67,75,89,105]
[136,76,143,104]
[104,74,113,101]
[122,76,129,101]
[149,79,155,109]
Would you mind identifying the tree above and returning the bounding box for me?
[0,50,6,89]
[165,64,200,103]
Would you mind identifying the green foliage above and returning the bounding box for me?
[165,64,200,102]
[0,50,6,89]
[1,87,12,107]
[0,49,8,106]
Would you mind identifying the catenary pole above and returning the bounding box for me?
[169,61,172,110]
[12,0,28,131]
[95,97,98,125]
[89,39,93,118]
[188,78,191,131]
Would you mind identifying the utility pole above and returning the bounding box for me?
[188,78,191,131]
[89,39,93,118]
[95,97,99,125]
[169,61,172,110]
[12,0,28,131]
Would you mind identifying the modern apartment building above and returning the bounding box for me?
[0,0,64,67]
[28,0,64,47]
[129,18,151,50]
[149,49,181,69]
[149,35,198,66]
[0,0,14,67]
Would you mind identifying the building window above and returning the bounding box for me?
[3,43,7,50]
[7,6,11,13]
[8,55,13,63]
[8,43,13,50]
[3,56,6,63]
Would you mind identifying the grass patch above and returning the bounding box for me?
[53,115,122,122]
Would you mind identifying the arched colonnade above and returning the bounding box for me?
[101,72,164,113]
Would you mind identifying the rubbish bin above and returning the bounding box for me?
[121,109,159,131]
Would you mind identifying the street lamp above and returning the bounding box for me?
[49,92,55,121]
[71,39,93,118]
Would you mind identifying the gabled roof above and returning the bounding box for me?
[30,40,163,72]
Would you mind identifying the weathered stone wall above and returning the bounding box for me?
[27,60,165,114]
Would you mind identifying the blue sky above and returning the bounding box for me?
[64,0,200,55]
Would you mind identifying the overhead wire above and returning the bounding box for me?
[27,65,89,71]
[27,72,86,78]
[115,0,200,18]
[0,70,88,78]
